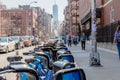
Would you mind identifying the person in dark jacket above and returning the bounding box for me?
[81,33,86,50]
[114,24,120,60]
[68,36,72,47]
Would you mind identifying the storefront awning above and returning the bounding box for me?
[81,8,101,24]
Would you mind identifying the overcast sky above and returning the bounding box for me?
[1,0,68,21]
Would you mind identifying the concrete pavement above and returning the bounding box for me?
[68,43,120,80]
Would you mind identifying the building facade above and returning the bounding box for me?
[45,13,52,37]
[19,5,38,37]
[0,3,6,36]
[78,0,120,42]
[64,6,70,35]
[0,5,38,37]
[36,8,52,40]
[64,0,80,36]
[79,0,102,38]
[53,2,58,27]
[0,4,52,40]
[1,9,27,36]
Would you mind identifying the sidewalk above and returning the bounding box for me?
[67,43,120,80]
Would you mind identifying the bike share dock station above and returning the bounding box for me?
[0,40,86,80]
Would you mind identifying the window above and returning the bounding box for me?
[80,0,83,3]
[29,12,32,16]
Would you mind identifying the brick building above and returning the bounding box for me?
[79,0,102,38]
[101,0,120,25]
[64,6,70,35]
[79,0,120,42]
[0,3,6,36]
[64,0,80,36]
[37,8,52,39]
[0,6,38,37]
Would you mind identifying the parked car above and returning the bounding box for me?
[30,36,39,46]
[21,36,32,47]
[0,37,16,53]
[11,36,24,49]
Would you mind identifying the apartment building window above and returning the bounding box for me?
[72,17,76,23]
[72,1,76,6]
[17,16,22,19]
[80,0,83,3]
[29,22,32,25]
[77,1,79,7]
[29,12,32,16]
[110,7,114,23]
[11,16,15,20]
[4,12,9,18]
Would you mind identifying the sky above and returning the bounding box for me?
[1,0,68,21]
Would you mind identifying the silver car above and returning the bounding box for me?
[0,37,16,53]
[11,36,24,49]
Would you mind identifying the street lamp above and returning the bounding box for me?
[89,0,101,66]
[29,1,37,5]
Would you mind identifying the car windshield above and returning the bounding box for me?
[30,36,34,39]
[11,36,19,41]
[0,37,8,42]
[22,36,28,40]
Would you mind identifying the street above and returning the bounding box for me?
[0,46,35,67]
[0,46,35,80]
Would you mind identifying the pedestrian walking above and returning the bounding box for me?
[81,33,86,50]
[62,35,67,44]
[68,36,72,47]
[114,24,120,60]
[73,36,78,46]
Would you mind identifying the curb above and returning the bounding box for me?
[97,47,118,54]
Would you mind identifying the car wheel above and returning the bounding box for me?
[15,44,19,50]
[18,45,21,49]
[13,46,15,51]
[22,45,25,48]
[29,44,32,46]
[30,43,32,46]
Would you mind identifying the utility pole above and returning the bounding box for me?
[89,0,101,66]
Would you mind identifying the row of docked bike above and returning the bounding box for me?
[0,40,86,80]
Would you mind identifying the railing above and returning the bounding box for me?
[85,21,120,43]
[96,21,118,43]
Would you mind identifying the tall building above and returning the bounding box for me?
[53,0,58,26]
[35,7,52,40]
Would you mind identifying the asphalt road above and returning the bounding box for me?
[0,46,35,80]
